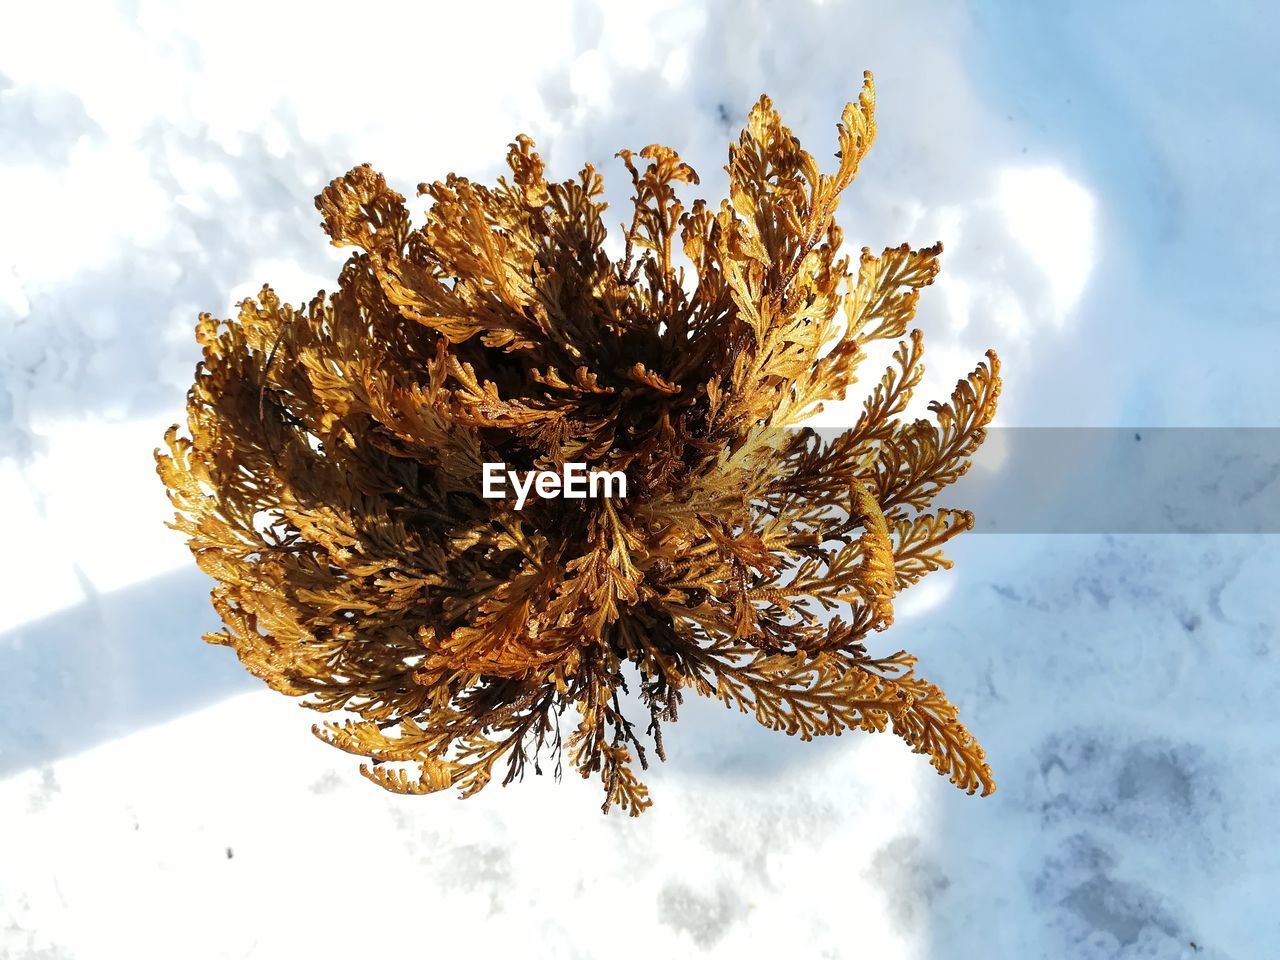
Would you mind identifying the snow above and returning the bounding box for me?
[2,1,1278,957]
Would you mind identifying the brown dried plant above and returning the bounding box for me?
[157,73,1000,814]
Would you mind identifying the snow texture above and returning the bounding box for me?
[2,2,1278,957]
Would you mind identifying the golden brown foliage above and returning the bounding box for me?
[158,73,1000,814]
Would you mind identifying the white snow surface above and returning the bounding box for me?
[2,2,1279,957]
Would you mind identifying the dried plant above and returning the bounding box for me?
[158,72,1000,814]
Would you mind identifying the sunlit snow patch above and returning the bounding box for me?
[997,165,1096,321]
